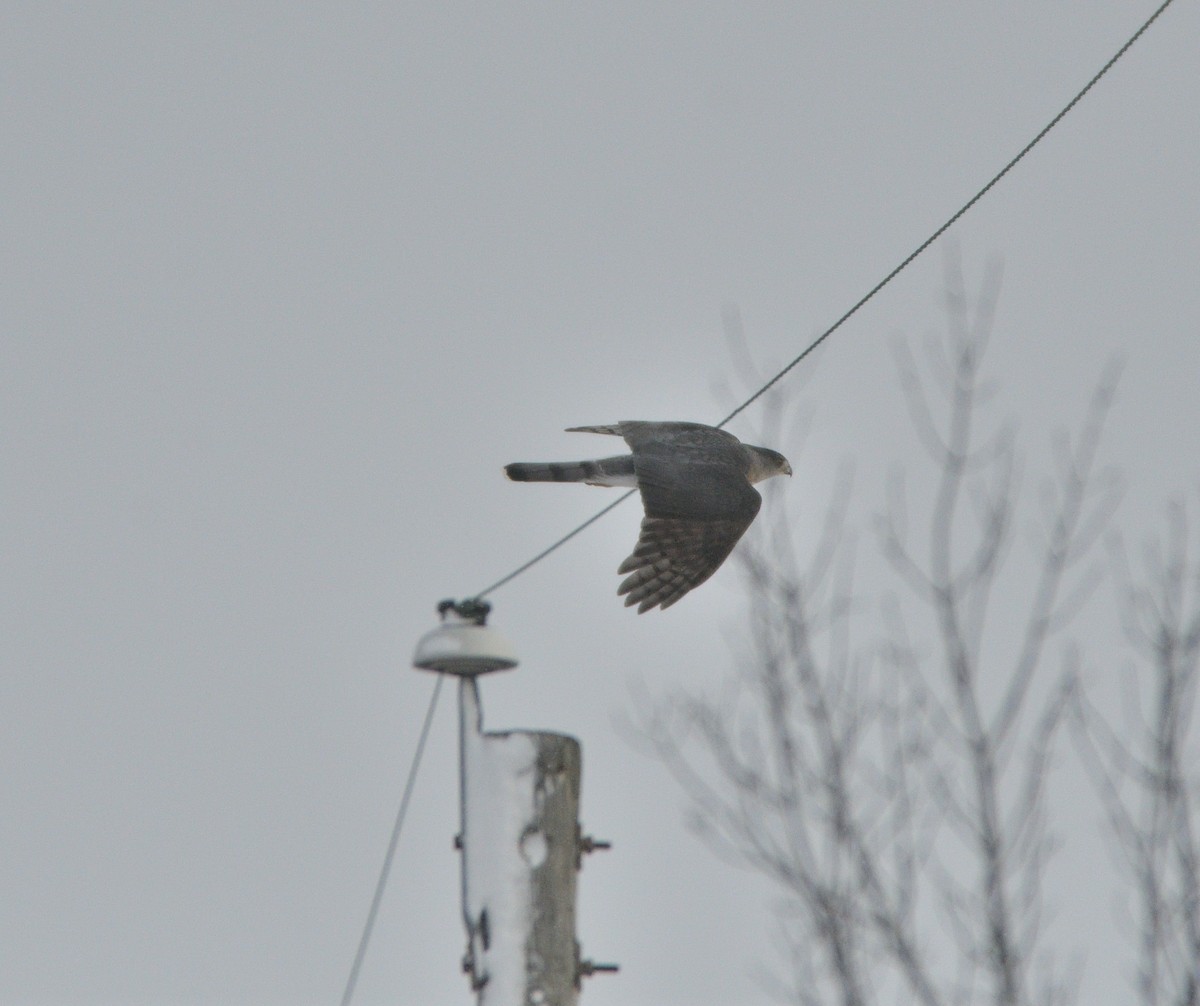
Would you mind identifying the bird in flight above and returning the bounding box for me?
[505,421,791,612]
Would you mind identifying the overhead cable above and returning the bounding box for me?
[475,0,1176,601]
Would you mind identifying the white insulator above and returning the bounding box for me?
[413,605,518,676]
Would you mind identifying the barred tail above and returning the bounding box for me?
[504,455,637,486]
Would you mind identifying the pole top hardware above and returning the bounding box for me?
[412,599,518,677]
[437,597,491,624]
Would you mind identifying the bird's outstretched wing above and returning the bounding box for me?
[615,426,762,611]
[617,506,760,612]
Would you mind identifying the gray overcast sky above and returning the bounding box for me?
[3,4,1198,1005]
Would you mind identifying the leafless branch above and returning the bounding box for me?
[1073,495,1200,1006]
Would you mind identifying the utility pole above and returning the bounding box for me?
[414,600,616,1005]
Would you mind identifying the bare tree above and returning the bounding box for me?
[1073,499,1200,1006]
[628,252,1122,1006]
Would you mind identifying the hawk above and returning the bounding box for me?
[505,421,791,612]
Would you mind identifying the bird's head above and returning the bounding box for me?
[748,446,792,483]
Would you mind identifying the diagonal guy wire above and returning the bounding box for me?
[341,673,445,1006]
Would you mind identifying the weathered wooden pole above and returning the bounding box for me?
[458,678,582,1004]
[413,599,615,1006]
